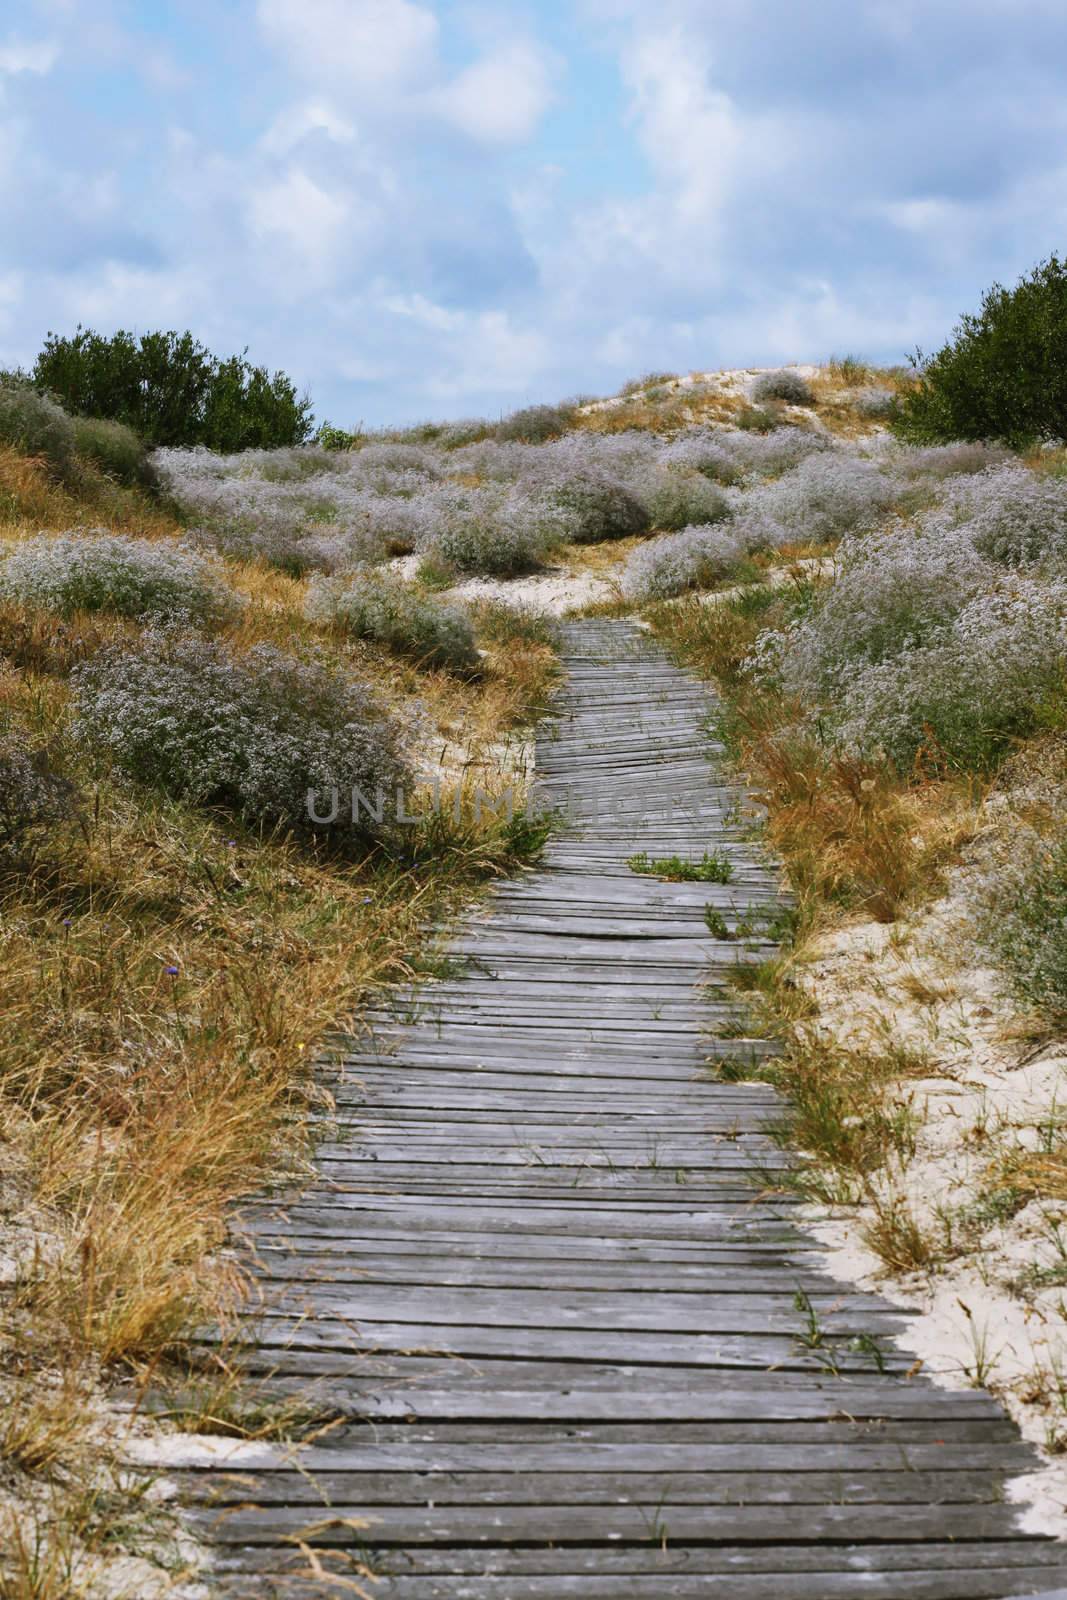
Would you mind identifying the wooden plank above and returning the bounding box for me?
[172,619,1054,1595]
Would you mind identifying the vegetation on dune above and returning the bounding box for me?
[893,253,1067,447]
[27,325,314,450]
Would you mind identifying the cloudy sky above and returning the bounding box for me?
[2,0,1066,426]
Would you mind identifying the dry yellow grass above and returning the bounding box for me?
[0,446,559,1590]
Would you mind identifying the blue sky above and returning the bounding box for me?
[2,0,1067,426]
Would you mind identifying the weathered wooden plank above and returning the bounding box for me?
[173,619,1056,1596]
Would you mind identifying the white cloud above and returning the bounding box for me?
[260,101,357,156]
[434,42,553,144]
[621,27,741,220]
[246,168,350,271]
[256,0,438,94]
[0,38,59,75]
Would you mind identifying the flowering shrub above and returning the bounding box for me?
[547,467,650,542]
[624,524,747,600]
[0,531,237,624]
[0,730,76,849]
[752,370,815,406]
[943,466,1067,567]
[973,827,1067,1016]
[747,452,901,542]
[72,633,408,833]
[637,470,732,531]
[831,579,1067,769]
[722,426,830,477]
[893,442,1012,481]
[659,431,743,484]
[762,523,996,700]
[423,486,566,575]
[306,570,479,672]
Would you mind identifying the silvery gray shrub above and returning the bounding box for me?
[942,465,1067,567]
[624,524,747,600]
[636,470,732,532]
[830,578,1067,769]
[547,467,650,543]
[306,569,479,672]
[422,485,568,575]
[0,530,238,624]
[752,370,815,406]
[72,633,409,833]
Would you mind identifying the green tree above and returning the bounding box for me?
[33,327,313,450]
[893,254,1067,448]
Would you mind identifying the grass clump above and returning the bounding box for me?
[628,849,733,883]
[71,633,408,837]
[0,530,237,625]
[0,386,76,478]
[973,827,1067,1020]
[305,569,480,673]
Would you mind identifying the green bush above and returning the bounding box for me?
[753,370,815,406]
[305,570,479,673]
[893,255,1067,447]
[496,404,574,444]
[0,385,75,476]
[72,416,156,489]
[33,327,313,451]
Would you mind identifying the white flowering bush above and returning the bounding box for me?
[0,531,237,624]
[624,524,748,600]
[637,470,732,532]
[892,442,1012,481]
[722,426,830,477]
[831,580,1067,769]
[763,523,996,700]
[972,827,1067,1016]
[72,633,408,834]
[306,570,479,672]
[422,486,567,575]
[745,452,901,542]
[942,466,1067,567]
[0,730,77,849]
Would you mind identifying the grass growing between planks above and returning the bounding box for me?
[0,448,559,1591]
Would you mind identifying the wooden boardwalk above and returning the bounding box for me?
[185,620,1067,1598]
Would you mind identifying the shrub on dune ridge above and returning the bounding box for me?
[72,633,409,833]
[0,530,237,624]
[752,370,815,407]
[306,570,479,672]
